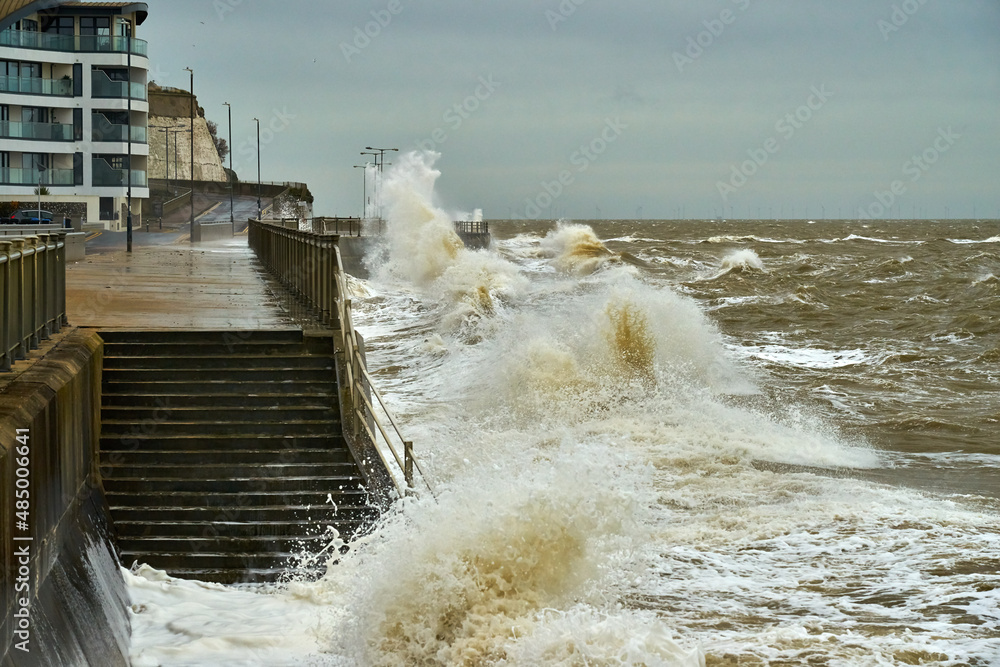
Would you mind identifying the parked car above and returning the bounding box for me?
[6,210,54,224]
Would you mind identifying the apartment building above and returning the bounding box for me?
[0,1,149,229]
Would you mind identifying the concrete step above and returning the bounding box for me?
[101,420,339,437]
[117,551,339,579]
[105,489,369,508]
[100,448,353,465]
[103,476,364,494]
[103,381,337,395]
[101,463,360,480]
[102,355,334,371]
[103,368,335,383]
[99,435,347,452]
[147,567,325,585]
[101,406,339,423]
[118,534,341,555]
[100,330,305,346]
[102,393,334,409]
[102,338,334,357]
[109,504,377,524]
[113,520,352,538]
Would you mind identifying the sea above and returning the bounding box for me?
[126,153,1000,667]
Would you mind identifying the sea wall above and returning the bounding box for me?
[0,330,130,667]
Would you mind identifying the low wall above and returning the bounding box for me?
[191,221,234,243]
[0,330,130,666]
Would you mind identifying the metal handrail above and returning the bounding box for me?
[0,233,69,372]
[247,219,435,499]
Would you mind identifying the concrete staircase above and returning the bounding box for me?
[98,330,377,584]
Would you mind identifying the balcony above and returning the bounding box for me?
[91,70,146,101]
[92,113,147,143]
[0,167,74,186]
[0,120,74,141]
[0,75,73,96]
[0,29,148,57]
[92,158,147,188]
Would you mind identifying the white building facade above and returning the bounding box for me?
[0,1,149,229]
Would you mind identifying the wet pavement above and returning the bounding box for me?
[66,236,299,330]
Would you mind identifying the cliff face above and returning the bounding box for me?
[147,88,228,183]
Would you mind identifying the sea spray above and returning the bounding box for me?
[327,440,702,666]
[374,151,527,339]
[541,222,619,275]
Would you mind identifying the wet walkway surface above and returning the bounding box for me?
[66,236,303,330]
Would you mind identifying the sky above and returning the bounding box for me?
[140,0,1000,221]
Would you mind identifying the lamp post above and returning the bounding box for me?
[253,117,261,220]
[184,67,194,241]
[360,151,378,218]
[223,102,234,233]
[365,146,397,219]
[353,164,369,218]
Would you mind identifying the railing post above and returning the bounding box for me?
[20,237,39,350]
[56,231,67,327]
[0,240,11,371]
[404,441,414,490]
[8,239,25,360]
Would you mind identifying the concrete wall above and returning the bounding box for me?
[192,222,234,243]
[0,330,130,667]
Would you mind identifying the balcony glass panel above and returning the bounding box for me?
[0,167,74,186]
[92,158,146,187]
[92,114,148,143]
[0,75,73,96]
[0,120,74,141]
[91,71,146,100]
[0,29,147,56]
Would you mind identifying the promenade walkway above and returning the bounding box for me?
[66,237,297,329]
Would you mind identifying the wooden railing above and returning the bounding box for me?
[0,233,68,372]
[247,219,434,499]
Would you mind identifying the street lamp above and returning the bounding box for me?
[223,102,234,233]
[184,67,194,241]
[353,164,369,218]
[365,147,397,219]
[360,151,378,217]
[253,117,261,219]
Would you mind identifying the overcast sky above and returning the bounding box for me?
[140,0,1000,221]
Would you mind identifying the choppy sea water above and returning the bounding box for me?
[127,154,1000,666]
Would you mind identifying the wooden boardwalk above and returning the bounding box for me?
[66,237,298,330]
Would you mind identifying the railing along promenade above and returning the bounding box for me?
[0,232,68,371]
[247,219,434,499]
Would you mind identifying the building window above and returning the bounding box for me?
[21,107,49,124]
[42,17,74,36]
[80,17,111,36]
[18,19,39,32]
[21,153,49,173]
